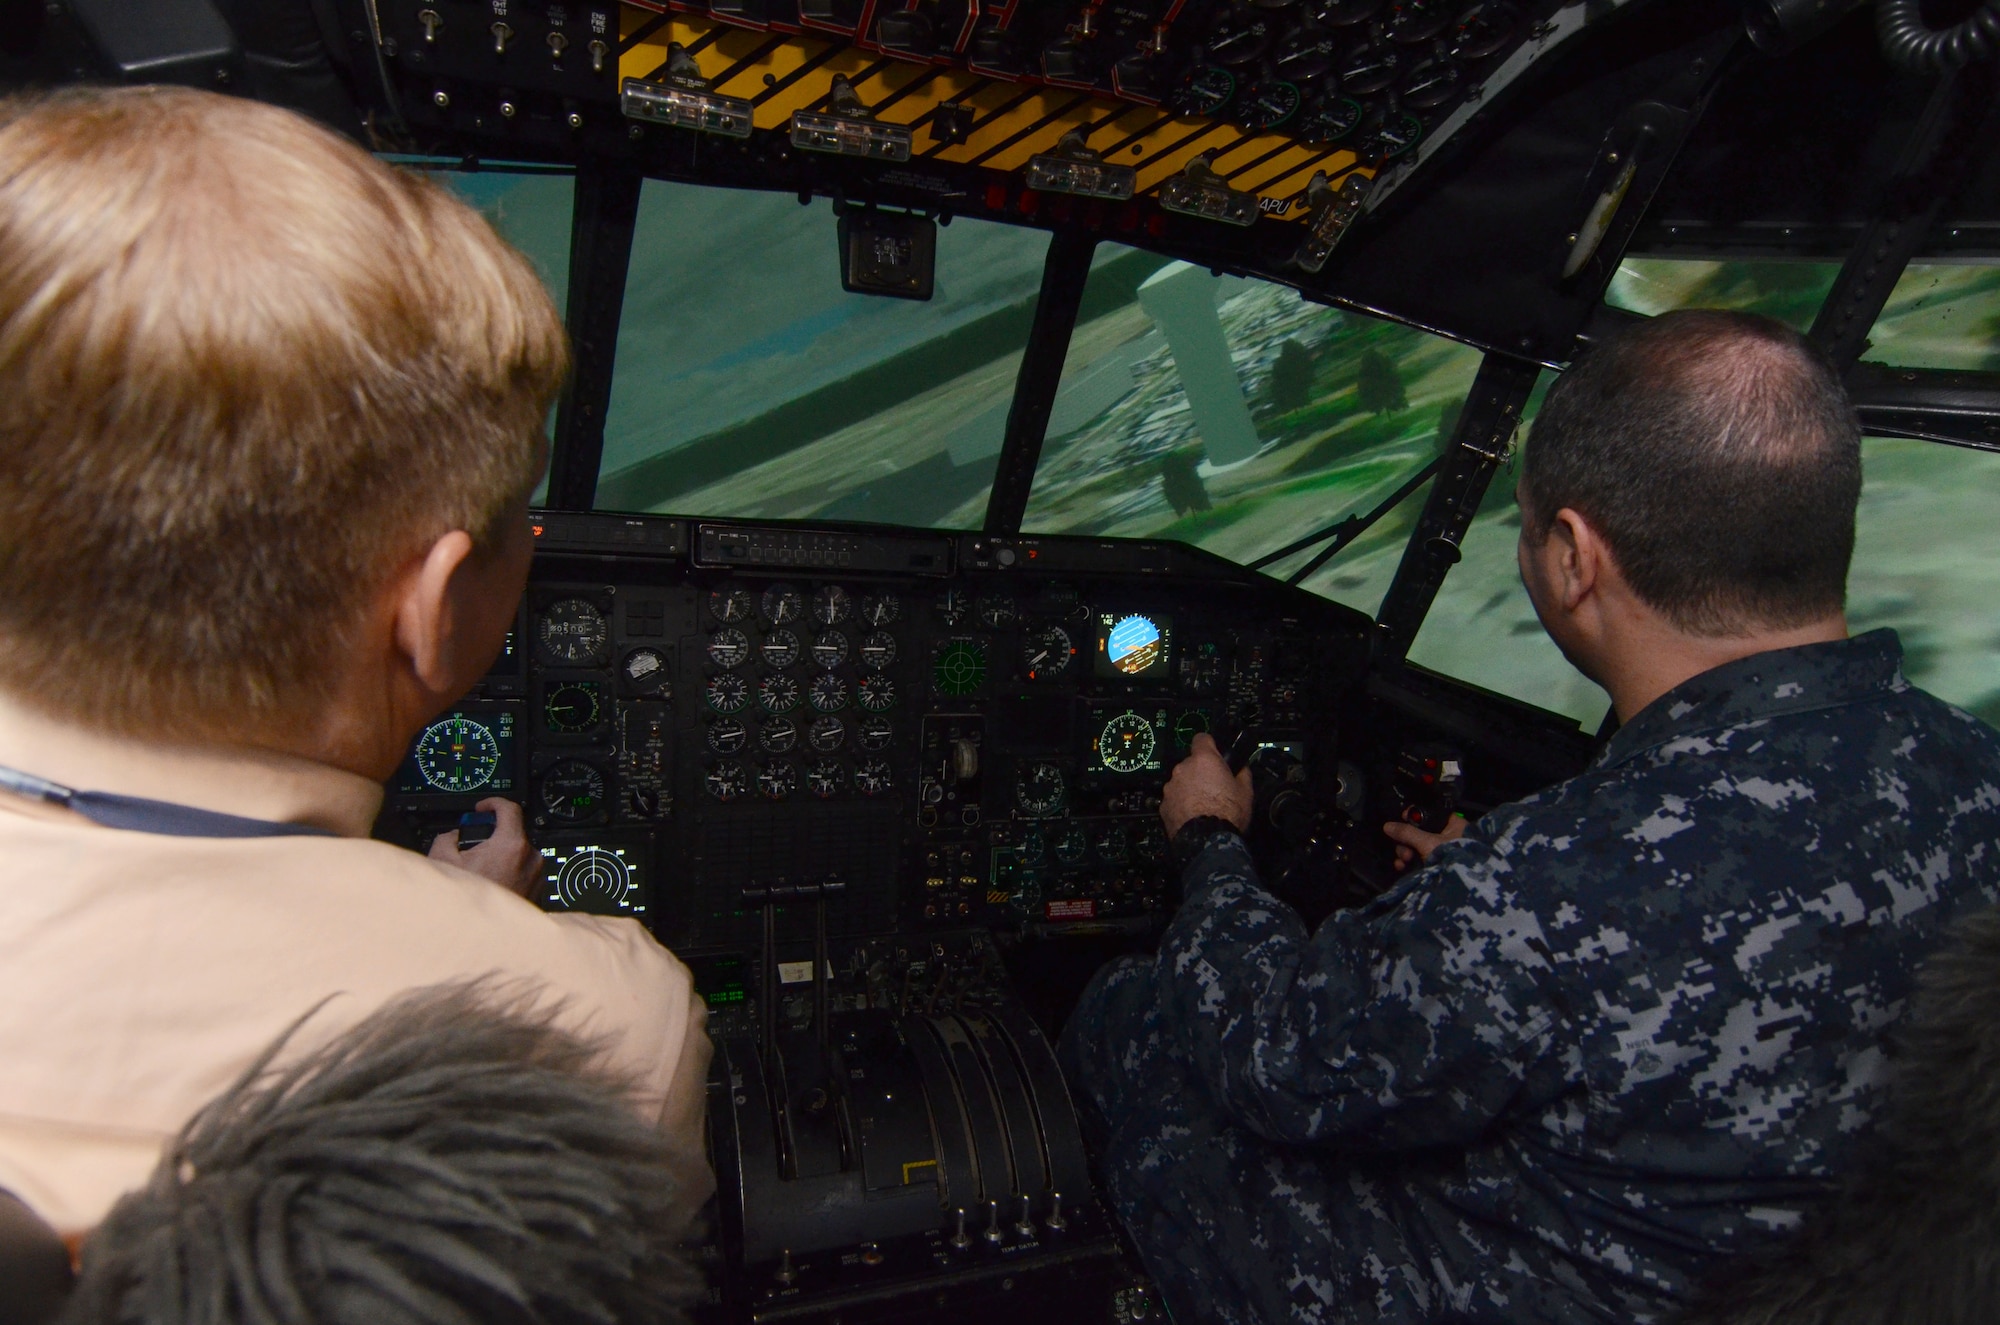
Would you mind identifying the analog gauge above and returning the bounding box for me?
[1401,55,1462,109]
[756,760,797,801]
[1020,626,1074,681]
[1386,0,1451,43]
[811,630,849,669]
[854,759,893,797]
[1452,0,1524,59]
[933,640,989,697]
[808,673,849,712]
[1361,108,1425,158]
[935,588,969,626]
[976,595,1017,629]
[537,598,608,665]
[1020,824,1048,864]
[807,714,847,752]
[1014,762,1067,818]
[857,675,898,713]
[707,587,752,623]
[812,584,853,626]
[1168,64,1237,118]
[759,716,798,753]
[537,759,606,823]
[1094,824,1130,864]
[1231,80,1302,132]
[704,672,749,714]
[543,681,603,733]
[621,647,670,696]
[858,631,898,671]
[1134,823,1169,862]
[707,627,750,669]
[858,715,894,751]
[1054,825,1090,867]
[758,672,801,714]
[760,628,800,669]
[1206,9,1273,66]
[1340,43,1402,94]
[413,716,500,793]
[705,759,747,802]
[861,592,902,626]
[707,717,750,755]
[1297,93,1363,143]
[1313,0,1387,24]
[1174,709,1213,749]
[1274,27,1340,82]
[806,759,846,799]
[1096,711,1159,774]
[759,584,804,625]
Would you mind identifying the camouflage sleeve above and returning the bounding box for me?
[1154,829,1568,1150]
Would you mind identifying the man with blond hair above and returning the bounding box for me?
[0,85,710,1240]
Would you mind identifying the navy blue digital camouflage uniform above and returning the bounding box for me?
[1060,630,2000,1324]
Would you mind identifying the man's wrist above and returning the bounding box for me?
[1171,815,1242,872]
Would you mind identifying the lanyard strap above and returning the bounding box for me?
[0,763,337,839]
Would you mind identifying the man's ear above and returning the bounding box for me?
[1547,507,1606,612]
[392,530,478,695]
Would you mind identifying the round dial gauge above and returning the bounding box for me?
[1386,0,1451,43]
[861,593,902,626]
[707,587,752,623]
[1174,708,1213,749]
[1054,825,1090,866]
[1274,28,1340,83]
[704,672,749,714]
[760,584,803,625]
[537,599,607,665]
[1453,0,1524,59]
[1096,711,1159,774]
[807,715,847,752]
[413,716,500,793]
[1014,762,1067,818]
[759,716,798,753]
[758,673,801,714]
[1297,93,1363,143]
[1019,825,1048,864]
[756,760,797,800]
[1020,626,1074,681]
[550,846,633,912]
[705,760,747,802]
[935,588,969,626]
[707,627,750,669]
[1401,55,1462,109]
[1206,9,1273,66]
[854,759,893,797]
[1134,823,1170,862]
[538,759,606,822]
[706,717,749,754]
[543,681,603,733]
[812,584,853,626]
[1231,80,1303,131]
[858,716,894,751]
[1340,43,1403,94]
[1361,108,1425,158]
[857,676,898,713]
[1094,824,1130,863]
[811,630,849,669]
[858,631,898,671]
[1169,64,1236,117]
[760,629,800,669]
[809,673,849,712]
[1313,0,1387,24]
[806,759,846,799]
[933,640,989,697]
[976,595,1017,629]
[622,647,670,695]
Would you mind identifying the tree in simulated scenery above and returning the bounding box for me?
[1267,339,1316,415]
[1161,450,1212,516]
[1356,348,1408,416]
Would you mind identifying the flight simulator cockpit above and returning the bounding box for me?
[10,0,2000,1319]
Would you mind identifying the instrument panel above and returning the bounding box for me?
[376,511,1372,958]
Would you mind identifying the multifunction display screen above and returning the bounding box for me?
[1095,612,1172,680]
[393,707,519,796]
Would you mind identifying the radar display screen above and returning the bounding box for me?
[539,840,647,918]
[1095,613,1173,680]
[394,708,518,796]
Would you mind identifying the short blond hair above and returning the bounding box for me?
[0,86,568,740]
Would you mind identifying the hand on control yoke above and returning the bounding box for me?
[1382,814,1468,872]
[429,797,542,898]
[1160,733,1253,838]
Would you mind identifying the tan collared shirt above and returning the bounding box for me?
[0,695,713,1236]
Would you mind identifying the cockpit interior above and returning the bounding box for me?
[8,0,2000,1319]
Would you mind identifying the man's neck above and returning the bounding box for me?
[1600,614,1850,724]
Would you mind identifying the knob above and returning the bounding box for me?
[1045,1190,1068,1233]
[499,100,517,118]
[490,21,513,54]
[983,1199,1004,1245]
[775,1248,797,1286]
[418,8,441,42]
[588,38,608,73]
[949,1206,972,1250]
[1014,1193,1037,1239]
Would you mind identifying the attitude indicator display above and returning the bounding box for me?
[1096,613,1173,680]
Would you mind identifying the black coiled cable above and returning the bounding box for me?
[1878,0,2000,71]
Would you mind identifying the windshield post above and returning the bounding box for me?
[1372,353,1541,660]
[984,230,1097,534]
[547,158,644,510]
